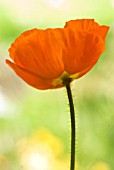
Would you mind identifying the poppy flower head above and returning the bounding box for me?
[6,19,109,90]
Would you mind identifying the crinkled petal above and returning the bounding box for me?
[65,19,109,40]
[62,29,105,75]
[65,19,95,32]
[9,29,37,60]
[99,26,110,40]
[6,59,54,90]
[12,28,65,79]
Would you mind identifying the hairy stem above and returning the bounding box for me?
[66,82,75,170]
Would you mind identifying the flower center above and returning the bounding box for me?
[53,71,79,87]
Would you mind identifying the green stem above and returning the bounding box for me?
[66,82,75,170]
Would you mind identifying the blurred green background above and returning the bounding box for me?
[0,0,114,170]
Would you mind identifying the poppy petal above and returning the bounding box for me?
[11,28,65,79]
[6,59,53,90]
[9,29,37,60]
[62,29,105,75]
[99,26,110,40]
[65,19,95,32]
[65,19,109,40]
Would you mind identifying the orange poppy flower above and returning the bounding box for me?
[6,19,109,90]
